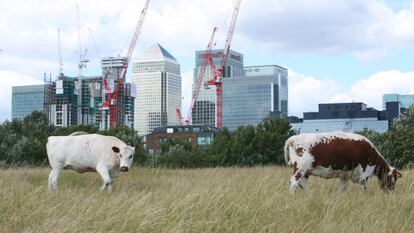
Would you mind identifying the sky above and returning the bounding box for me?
[1,0,414,122]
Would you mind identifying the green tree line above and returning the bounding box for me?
[0,111,145,166]
[1,107,413,168]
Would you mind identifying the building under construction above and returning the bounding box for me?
[44,59,135,129]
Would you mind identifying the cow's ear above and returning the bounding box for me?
[396,171,402,178]
[112,146,120,153]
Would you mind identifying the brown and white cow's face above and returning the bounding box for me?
[112,146,135,172]
[380,167,402,191]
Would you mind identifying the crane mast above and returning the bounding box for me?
[177,27,218,125]
[207,0,242,128]
[101,0,150,129]
[57,28,64,77]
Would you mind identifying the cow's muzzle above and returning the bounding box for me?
[120,166,129,172]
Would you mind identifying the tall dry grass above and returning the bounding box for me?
[0,166,413,233]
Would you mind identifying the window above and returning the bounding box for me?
[197,136,212,145]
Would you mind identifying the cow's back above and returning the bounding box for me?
[290,132,383,171]
[46,134,122,168]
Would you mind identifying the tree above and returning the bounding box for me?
[387,106,414,168]
[209,127,233,166]
[255,118,297,165]
[157,138,193,168]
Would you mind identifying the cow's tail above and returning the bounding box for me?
[284,137,293,166]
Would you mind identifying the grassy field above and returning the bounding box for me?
[1,166,413,233]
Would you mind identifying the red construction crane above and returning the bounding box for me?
[206,0,241,128]
[101,0,150,128]
[176,27,218,125]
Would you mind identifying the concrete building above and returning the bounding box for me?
[192,49,244,126]
[12,84,46,119]
[132,43,181,136]
[46,75,80,127]
[291,102,389,133]
[44,73,134,129]
[222,65,288,131]
[146,125,219,156]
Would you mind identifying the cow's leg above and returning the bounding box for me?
[48,166,62,191]
[299,174,309,192]
[290,169,308,193]
[97,165,113,192]
[338,178,347,192]
[360,178,369,191]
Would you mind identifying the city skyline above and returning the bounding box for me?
[1,0,414,122]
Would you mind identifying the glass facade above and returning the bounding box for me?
[12,85,45,119]
[132,44,181,136]
[291,118,389,133]
[244,65,288,118]
[292,102,390,133]
[222,77,274,131]
[383,94,414,109]
[192,49,244,126]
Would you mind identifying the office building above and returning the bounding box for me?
[222,65,288,131]
[383,93,414,109]
[132,43,181,136]
[100,57,135,130]
[146,125,219,156]
[192,49,244,126]
[291,102,389,133]
[12,84,46,119]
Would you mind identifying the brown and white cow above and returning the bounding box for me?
[284,132,402,193]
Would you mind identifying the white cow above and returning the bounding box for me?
[46,132,135,192]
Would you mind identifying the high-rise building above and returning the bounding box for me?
[12,85,46,119]
[46,75,80,127]
[100,57,135,130]
[192,49,244,126]
[383,94,414,110]
[44,73,134,129]
[132,43,181,136]
[222,65,288,131]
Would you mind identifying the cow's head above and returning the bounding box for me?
[112,145,135,172]
[380,166,402,191]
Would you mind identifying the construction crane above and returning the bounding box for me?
[57,28,64,77]
[101,0,150,129]
[176,27,218,125]
[76,4,89,124]
[206,0,242,128]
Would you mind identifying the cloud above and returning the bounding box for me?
[0,71,43,122]
[289,69,414,117]
[238,0,414,59]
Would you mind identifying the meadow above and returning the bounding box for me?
[1,166,413,233]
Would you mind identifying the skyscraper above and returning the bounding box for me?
[132,43,181,136]
[12,84,46,119]
[222,65,288,131]
[192,49,244,126]
[100,57,135,130]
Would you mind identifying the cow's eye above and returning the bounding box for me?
[119,154,122,158]
[129,155,133,159]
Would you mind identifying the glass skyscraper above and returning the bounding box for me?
[222,65,288,131]
[383,94,414,109]
[12,85,45,119]
[192,49,244,126]
[132,43,181,136]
